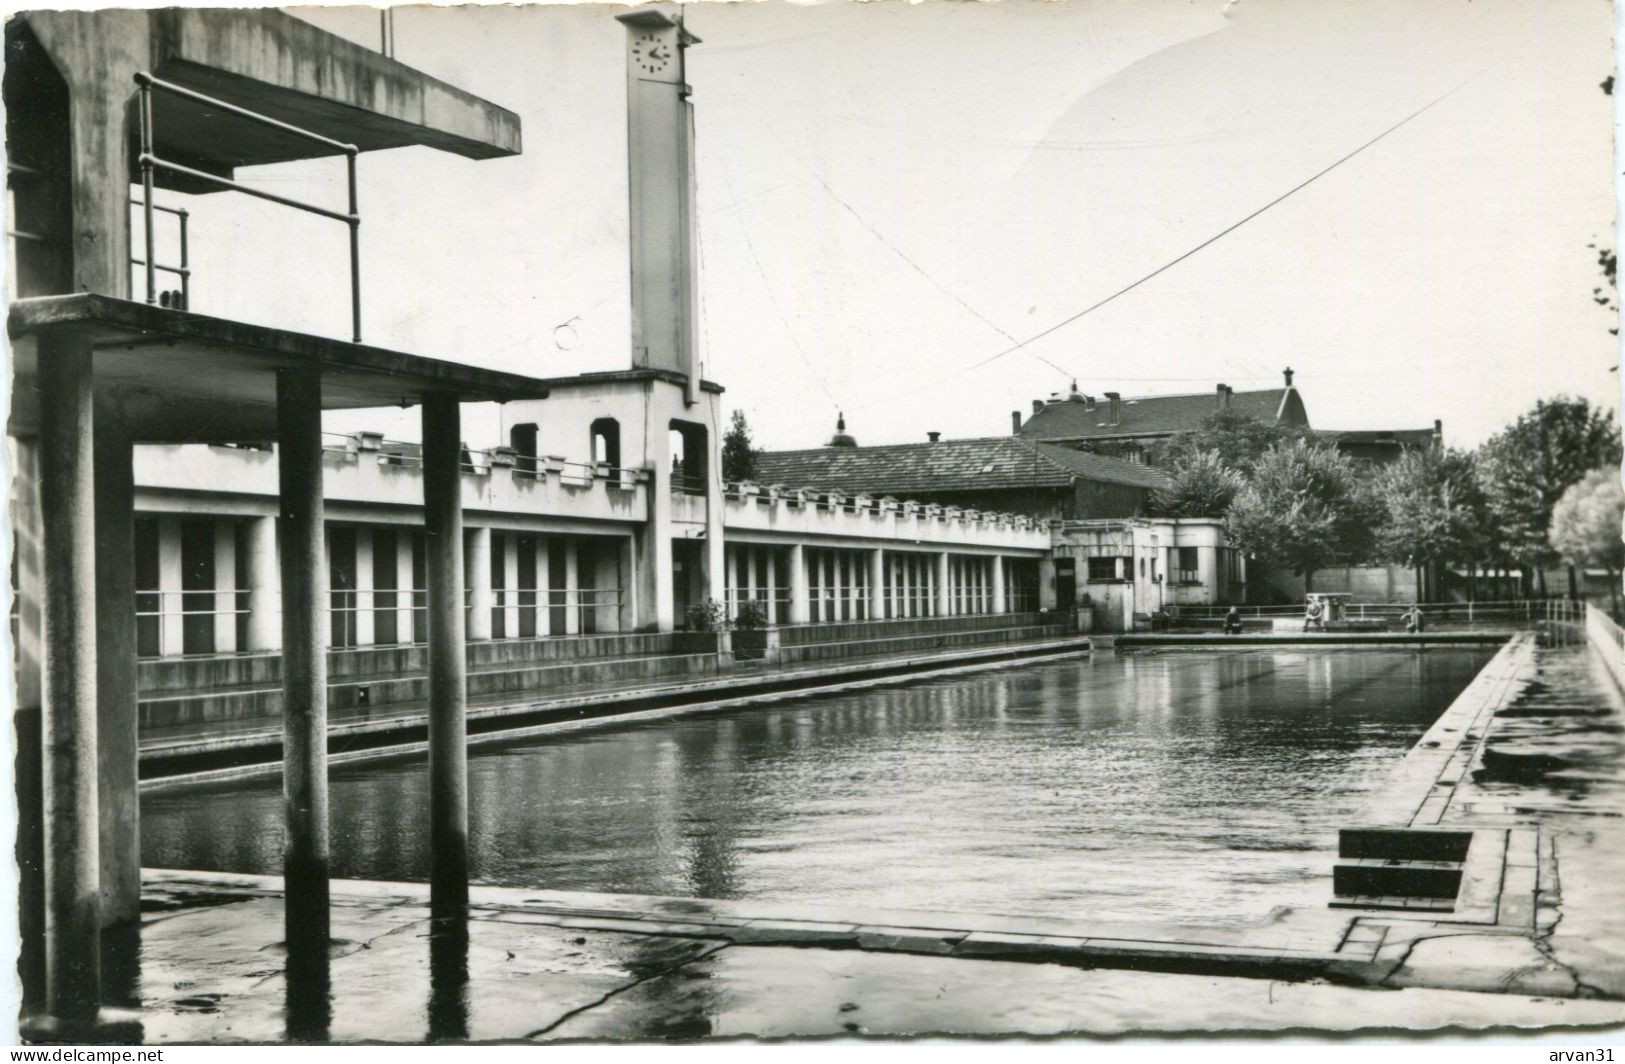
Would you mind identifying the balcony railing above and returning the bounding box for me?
[134,71,361,341]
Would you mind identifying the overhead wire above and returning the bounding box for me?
[853,66,1489,407]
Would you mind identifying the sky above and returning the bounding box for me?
[173,0,1618,452]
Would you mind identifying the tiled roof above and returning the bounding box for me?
[1019,388,1297,440]
[753,436,1170,497]
[1316,428,1437,447]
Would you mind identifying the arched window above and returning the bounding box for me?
[590,418,621,469]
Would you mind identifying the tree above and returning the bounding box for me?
[1149,450,1245,518]
[1152,408,1314,473]
[1370,447,1488,600]
[721,410,760,483]
[1549,467,1625,612]
[1224,439,1374,592]
[1475,396,1621,592]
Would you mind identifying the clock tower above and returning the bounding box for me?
[617,8,702,405]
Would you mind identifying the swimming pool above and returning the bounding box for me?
[143,647,1493,926]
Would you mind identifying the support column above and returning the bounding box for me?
[744,544,758,610]
[396,533,415,645]
[1038,556,1058,610]
[502,533,521,638]
[13,436,46,1014]
[353,529,375,647]
[843,554,858,621]
[788,543,809,624]
[563,540,581,635]
[536,538,552,637]
[423,394,469,914]
[277,369,331,976]
[466,527,492,641]
[156,515,182,657]
[765,547,779,624]
[213,518,238,654]
[869,549,885,621]
[618,535,637,633]
[244,516,280,652]
[38,338,100,1024]
[992,556,1007,614]
[936,552,951,618]
[94,411,140,930]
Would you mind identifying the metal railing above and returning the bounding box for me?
[134,71,362,342]
[128,196,190,308]
[1172,599,1587,625]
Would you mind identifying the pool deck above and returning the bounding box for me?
[39,628,1625,1042]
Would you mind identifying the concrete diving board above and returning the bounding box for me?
[7,293,549,443]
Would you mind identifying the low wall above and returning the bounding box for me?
[1586,604,1625,694]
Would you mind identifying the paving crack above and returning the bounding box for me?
[523,942,731,1039]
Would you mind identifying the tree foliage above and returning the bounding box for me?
[1549,467,1624,573]
[1370,447,1488,572]
[721,409,760,483]
[1224,439,1375,590]
[1153,409,1314,473]
[1475,397,1621,571]
[1150,450,1245,518]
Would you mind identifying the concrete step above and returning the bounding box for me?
[778,624,1071,665]
[1332,857,1464,900]
[138,650,718,729]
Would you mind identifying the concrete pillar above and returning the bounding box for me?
[647,469,674,633]
[244,516,280,652]
[936,552,951,618]
[466,527,492,641]
[1038,556,1058,609]
[535,537,552,637]
[354,528,375,647]
[156,515,182,657]
[765,546,779,624]
[744,545,758,609]
[992,556,1007,614]
[94,413,140,929]
[502,532,521,638]
[13,436,46,1012]
[276,368,331,969]
[396,533,416,645]
[618,536,637,633]
[788,543,809,624]
[596,544,622,632]
[844,553,858,621]
[563,540,581,635]
[213,518,238,654]
[823,553,837,622]
[38,337,100,1023]
[422,394,469,914]
[871,549,884,623]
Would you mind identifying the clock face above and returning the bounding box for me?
[631,31,673,75]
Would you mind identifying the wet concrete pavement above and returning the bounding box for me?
[118,876,1625,1042]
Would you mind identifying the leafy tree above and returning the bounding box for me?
[1152,409,1314,473]
[1370,447,1488,600]
[1224,439,1374,592]
[1149,450,1245,518]
[1475,397,1621,591]
[1549,467,1624,611]
[721,410,760,483]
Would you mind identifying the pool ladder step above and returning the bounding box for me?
[1329,827,1472,912]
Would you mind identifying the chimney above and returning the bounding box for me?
[1216,383,1232,411]
[1032,399,1044,415]
[1283,366,1295,388]
[1104,391,1121,425]
[927,431,941,443]
[1011,411,1022,436]
[1433,419,1443,448]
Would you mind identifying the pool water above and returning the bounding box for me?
[143,647,1492,926]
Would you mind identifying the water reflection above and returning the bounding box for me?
[145,649,1491,926]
